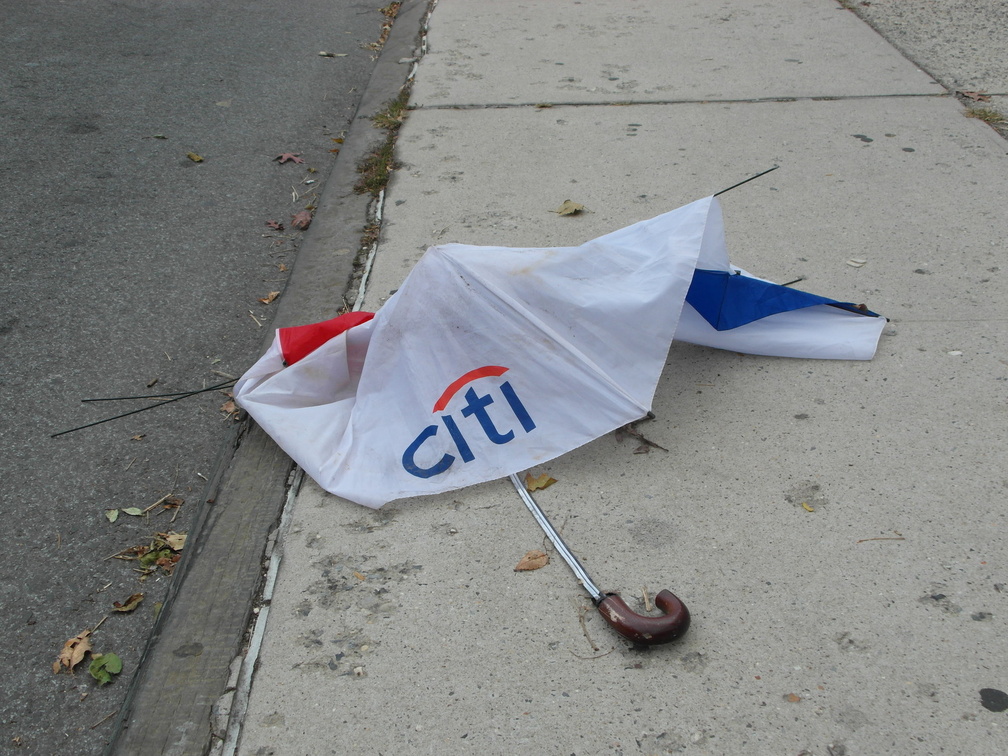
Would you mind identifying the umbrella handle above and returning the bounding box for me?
[596,589,690,645]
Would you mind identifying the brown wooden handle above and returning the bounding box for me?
[596,589,690,645]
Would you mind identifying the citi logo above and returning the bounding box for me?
[401,366,536,479]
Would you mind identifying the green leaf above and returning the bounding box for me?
[89,652,123,686]
[105,509,119,523]
[139,548,171,567]
[121,507,143,516]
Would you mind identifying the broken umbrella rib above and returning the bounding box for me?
[52,379,237,437]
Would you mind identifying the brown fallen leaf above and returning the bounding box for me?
[278,262,288,272]
[524,472,557,492]
[160,532,186,551]
[291,210,312,230]
[220,399,237,415]
[110,544,150,561]
[54,629,92,674]
[959,90,991,102]
[186,152,203,163]
[258,291,280,305]
[160,495,184,511]
[156,553,181,574]
[265,219,285,231]
[274,152,304,164]
[552,200,585,216]
[785,693,801,703]
[113,593,144,613]
[515,550,550,571]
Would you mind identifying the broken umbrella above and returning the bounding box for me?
[234,191,886,643]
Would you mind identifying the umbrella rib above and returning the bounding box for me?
[453,261,652,416]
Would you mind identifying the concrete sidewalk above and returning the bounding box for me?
[234,2,1008,754]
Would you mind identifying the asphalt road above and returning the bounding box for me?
[0,1,390,752]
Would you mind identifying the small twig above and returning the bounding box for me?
[89,710,118,730]
[570,647,615,660]
[143,494,173,514]
[211,370,237,380]
[620,423,669,452]
[125,457,137,471]
[856,537,906,544]
[642,586,652,613]
[782,276,805,287]
[248,311,263,327]
[92,615,109,633]
[577,602,599,652]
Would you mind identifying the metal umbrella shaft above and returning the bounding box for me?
[508,473,691,645]
[509,474,603,603]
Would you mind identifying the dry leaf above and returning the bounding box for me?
[113,593,144,612]
[155,553,181,574]
[160,532,186,551]
[54,629,92,674]
[960,90,991,102]
[278,262,288,272]
[220,399,237,415]
[553,200,585,216]
[161,495,184,510]
[265,220,285,231]
[291,210,312,230]
[274,152,304,164]
[514,550,550,571]
[258,291,280,305]
[130,434,145,441]
[524,472,557,492]
[121,507,143,517]
[186,152,203,163]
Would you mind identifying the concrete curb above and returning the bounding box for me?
[104,4,427,754]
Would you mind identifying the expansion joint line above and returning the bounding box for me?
[410,91,956,112]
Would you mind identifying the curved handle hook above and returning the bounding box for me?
[596,589,690,645]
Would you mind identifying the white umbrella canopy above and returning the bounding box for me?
[235,195,884,509]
